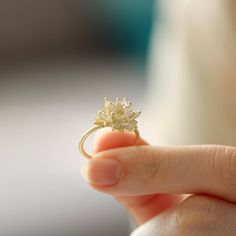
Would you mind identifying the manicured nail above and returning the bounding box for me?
[81,159,122,186]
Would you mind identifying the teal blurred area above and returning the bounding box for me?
[98,0,155,58]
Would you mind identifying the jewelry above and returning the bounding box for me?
[79,97,141,159]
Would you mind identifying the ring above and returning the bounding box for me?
[79,97,141,159]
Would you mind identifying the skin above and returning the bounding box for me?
[81,131,236,235]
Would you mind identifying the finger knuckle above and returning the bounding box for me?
[131,146,162,184]
[222,146,236,190]
[203,145,236,193]
[175,196,220,234]
[129,146,159,185]
[143,146,170,185]
[138,146,162,183]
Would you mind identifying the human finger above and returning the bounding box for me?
[91,131,182,224]
[84,145,236,202]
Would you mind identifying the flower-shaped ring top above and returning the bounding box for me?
[79,97,141,159]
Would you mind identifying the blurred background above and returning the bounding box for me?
[0,1,154,236]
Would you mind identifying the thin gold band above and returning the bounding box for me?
[79,126,140,159]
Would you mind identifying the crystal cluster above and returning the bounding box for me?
[94,97,141,132]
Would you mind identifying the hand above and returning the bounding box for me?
[81,131,236,235]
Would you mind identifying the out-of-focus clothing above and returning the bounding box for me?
[143,0,236,146]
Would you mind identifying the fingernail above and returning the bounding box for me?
[81,159,122,186]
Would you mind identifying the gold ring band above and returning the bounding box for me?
[79,97,141,160]
[79,127,140,159]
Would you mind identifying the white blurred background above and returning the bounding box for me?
[0,57,147,236]
[0,1,153,234]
